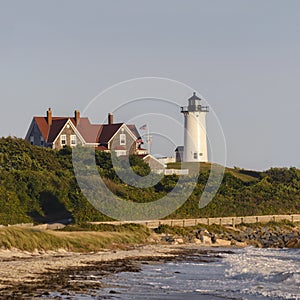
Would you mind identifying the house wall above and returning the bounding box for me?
[109,128,137,155]
[53,125,83,149]
[26,121,48,147]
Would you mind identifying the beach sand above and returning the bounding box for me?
[0,244,229,298]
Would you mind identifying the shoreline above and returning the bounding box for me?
[0,243,233,298]
[0,220,299,298]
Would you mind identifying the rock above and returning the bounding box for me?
[215,239,231,246]
[193,238,202,244]
[174,238,184,244]
[247,239,263,248]
[161,235,175,243]
[286,238,300,248]
[234,241,247,247]
[202,236,212,244]
[109,290,121,294]
[211,234,217,244]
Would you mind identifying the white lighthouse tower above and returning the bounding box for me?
[181,92,209,162]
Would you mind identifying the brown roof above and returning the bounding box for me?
[47,118,69,143]
[98,123,123,144]
[127,124,140,138]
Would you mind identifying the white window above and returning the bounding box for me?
[120,133,126,145]
[30,136,34,145]
[61,135,67,146]
[40,136,44,146]
[70,135,77,146]
[115,150,127,157]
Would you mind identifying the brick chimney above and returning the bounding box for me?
[108,113,113,125]
[75,110,80,126]
[47,108,52,126]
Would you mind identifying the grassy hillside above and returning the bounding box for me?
[0,137,299,225]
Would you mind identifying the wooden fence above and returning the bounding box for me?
[91,214,300,229]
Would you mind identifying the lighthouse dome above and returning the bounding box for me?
[188,92,201,111]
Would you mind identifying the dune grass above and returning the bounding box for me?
[0,225,151,252]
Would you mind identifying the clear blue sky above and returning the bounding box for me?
[1,0,299,170]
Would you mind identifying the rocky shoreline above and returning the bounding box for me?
[218,225,300,248]
[156,222,300,248]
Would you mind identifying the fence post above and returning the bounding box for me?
[183,220,185,227]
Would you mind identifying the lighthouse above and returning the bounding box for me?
[180,92,209,162]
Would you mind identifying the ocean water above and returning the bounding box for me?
[49,247,300,300]
[100,247,300,300]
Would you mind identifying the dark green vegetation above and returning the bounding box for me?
[0,137,299,225]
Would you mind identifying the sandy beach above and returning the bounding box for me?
[0,222,298,298]
[0,243,228,298]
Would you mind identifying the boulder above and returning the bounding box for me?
[215,239,231,246]
[203,235,212,244]
[193,238,202,244]
[234,241,247,247]
[174,238,184,244]
[286,238,300,248]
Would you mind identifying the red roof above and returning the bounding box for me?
[33,117,50,141]
[76,118,102,143]
[95,145,108,151]
[31,113,141,146]
[34,117,69,142]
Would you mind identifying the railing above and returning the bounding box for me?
[181,105,209,113]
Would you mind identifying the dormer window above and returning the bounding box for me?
[120,133,126,145]
[61,135,67,146]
